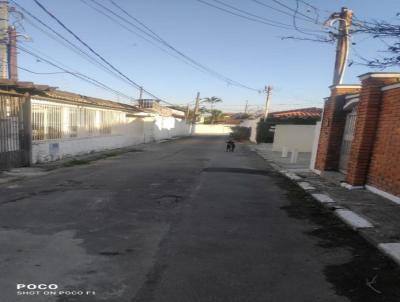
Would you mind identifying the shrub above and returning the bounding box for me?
[230,126,250,141]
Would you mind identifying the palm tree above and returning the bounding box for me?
[209,109,223,124]
[202,97,222,123]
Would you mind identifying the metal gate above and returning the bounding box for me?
[0,92,30,170]
[339,106,357,172]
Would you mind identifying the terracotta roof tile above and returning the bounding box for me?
[269,107,322,119]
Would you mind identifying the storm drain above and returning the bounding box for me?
[202,167,271,176]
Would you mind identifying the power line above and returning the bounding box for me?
[32,0,171,105]
[18,66,69,75]
[195,0,326,34]
[212,0,301,28]
[17,45,136,102]
[210,0,324,32]
[90,0,261,92]
[268,0,317,22]
[11,0,133,87]
[249,0,316,23]
[196,0,296,30]
[79,0,212,79]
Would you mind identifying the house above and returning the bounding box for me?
[0,80,190,169]
[245,107,322,150]
[313,72,400,202]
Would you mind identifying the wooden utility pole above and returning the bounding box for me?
[325,7,353,85]
[263,85,272,120]
[192,92,200,124]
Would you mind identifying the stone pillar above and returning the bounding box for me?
[345,73,400,186]
[315,85,361,172]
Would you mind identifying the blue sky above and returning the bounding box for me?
[14,0,399,112]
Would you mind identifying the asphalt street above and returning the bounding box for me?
[0,136,399,302]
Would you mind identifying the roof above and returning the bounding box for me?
[0,79,57,92]
[0,79,140,112]
[0,79,186,117]
[269,107,322,119]
[36,90,140,112]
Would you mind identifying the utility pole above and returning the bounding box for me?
[139,86,143,99]
[263,85,272,120]
[8,26,17,81]
[0,0,9,79]
[325,7,353,85]
[244,100,248,114]
[186,104,190,121]
[192,92,200,124]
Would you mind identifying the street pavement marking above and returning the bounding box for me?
[312,193,335,204]
[378,243,400,266]
[335,209,373,229]
[297,182,316,190]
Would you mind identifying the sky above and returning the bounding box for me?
[12,0,400,113]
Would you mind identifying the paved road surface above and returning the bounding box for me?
[0,136,399,302]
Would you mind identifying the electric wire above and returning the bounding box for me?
[268,0,316,22]
[80,0,212,79]
[249,0,315,23]
[32,0,170,104]
[210,0,324,32]
[18,66,69,75]
[11,0,142,89]
[91,0,261,92]
[17,45,137,103]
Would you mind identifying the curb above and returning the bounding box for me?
[252,148,400,267]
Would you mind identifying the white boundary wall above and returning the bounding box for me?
[193,124,234,135]
[31,99,191,163]
[272,124,316,152]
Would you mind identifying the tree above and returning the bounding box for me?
[351,20,400,68]
[209,109,223,124]
[202,96,222,112]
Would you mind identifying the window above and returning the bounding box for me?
[32,100,127,141]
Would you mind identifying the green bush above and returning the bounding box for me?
[230,126,251,141]
[256,119,274,143]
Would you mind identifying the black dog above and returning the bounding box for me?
[226,140,235,152]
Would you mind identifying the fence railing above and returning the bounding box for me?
[31,99,128,141]
[0,91,30,170]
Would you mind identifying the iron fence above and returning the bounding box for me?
[31,100,127,141]
[0,93,28,170]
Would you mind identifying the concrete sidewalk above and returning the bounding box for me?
[251,143,400,267]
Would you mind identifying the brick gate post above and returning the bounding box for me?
[345,73,400,187]
[315,85,361,172]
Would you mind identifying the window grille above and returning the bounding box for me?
[32,100,127,141]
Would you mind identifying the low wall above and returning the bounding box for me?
[32,117,191,164]
[272,124,316,152]
[193,124,234,135]
[153,116,191,141]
